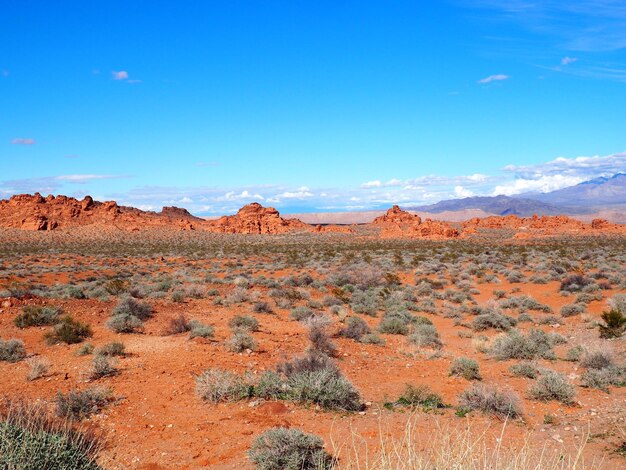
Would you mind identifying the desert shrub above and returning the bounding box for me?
[254,371,287,400]
[307,317,337,356]
[560,274,593,292]
[249,427,333,470]
[450,357,481,380]
[196,368,251,402]
[276,351,361,411]
[55,387,111,420]
[14,305,61,328]
[565,345,585,362]
[75,343,94,356]
[286,367,362,411]
[580,350,613,370]
[322,295,343,307]
[407,324,442,349]
[0,339,26,363]
[339,316,370,340]
[359,333,385,345]
[106,313,143,333]
[394,384,444,409]
[252,301,274,314]
[105,278,129,295]
[471,313,517,331]
[378,309,416,335]
[0,401,102,469]
[459,384,522,419]
[188,320,214,339]
[226,331,257,352]
[95,342,125,358]
[598,309,626,338]
[581,367,625,392]
[490,329,555,361]
[26,357,51,381]
[45,317,92,345]
[165,314,191,335]
[509,362,540,379]
[278,351,339,378]
[290,306,315,322]
[560,303,586,317]
[88,355,117,380]
[171,290,185,303]
[350,290,379,316]
[229,315,260,332]
[112,297,153,320]
[500,296,551,313]
[528,371,575,403]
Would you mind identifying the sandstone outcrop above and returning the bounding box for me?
[373,205,459,239]
[205,203,309,234]
[462,214,626,237]
[0,193,201,231]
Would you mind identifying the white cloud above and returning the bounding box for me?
[56,174,120,183]
[478,74,509,84]
[503,151,626,178]
[493,175,584,196]
[11,138,35,145]
[454,186,474,197]
[361,180,382,188]
[561,56,578,65]
[216,190,264,202]
[112,71,129,80]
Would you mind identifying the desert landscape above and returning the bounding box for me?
[0,196,625,469]
[3,2,626,468]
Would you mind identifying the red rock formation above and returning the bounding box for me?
[0,193,201,231]
[373,206,459,239]
[462,214,625,238]
[205,202,308,234]
[372,205,421,225]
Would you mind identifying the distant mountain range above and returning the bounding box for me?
[410,174,626,217]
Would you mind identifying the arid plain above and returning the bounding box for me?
[0,194,625,469]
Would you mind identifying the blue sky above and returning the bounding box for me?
[2,0,625,214]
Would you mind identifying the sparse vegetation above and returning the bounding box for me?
[44,316,93,345]
[249,428,334,470]
[459,385,522,419]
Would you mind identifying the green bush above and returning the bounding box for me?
[598,309,626,339]
[44,317,92,345]
[0,401,101,469]
[14,306,62,328]
[393,384,444,410]
[249,428,333,470]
